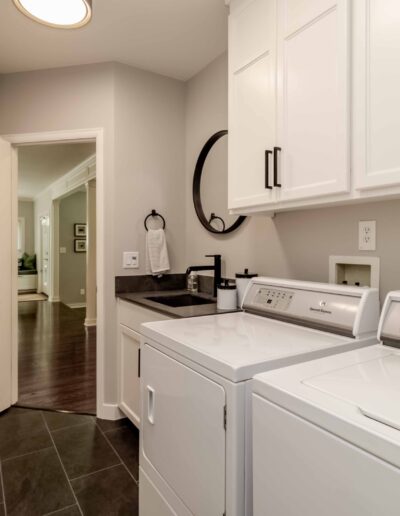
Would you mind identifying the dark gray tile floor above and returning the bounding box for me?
[0,408,139,516]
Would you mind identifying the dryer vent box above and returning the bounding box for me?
[329,256,380,289]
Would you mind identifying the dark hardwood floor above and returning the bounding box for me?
[18,301,96,414]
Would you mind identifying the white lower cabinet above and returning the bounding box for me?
[118,324,141,427]
[117,299,170,428]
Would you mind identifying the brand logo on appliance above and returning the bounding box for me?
[309,300,332,315]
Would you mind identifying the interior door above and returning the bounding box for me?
[0,136,13,413]
[228,0,277,210]
[277,0,350,201]
[40,215,50,295]
[142,343,226,516]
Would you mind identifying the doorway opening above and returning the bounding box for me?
[17,141,98,414]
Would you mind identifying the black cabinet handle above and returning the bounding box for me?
[138,348,141,378]
[273,147,281,187]
[265,150,273,189]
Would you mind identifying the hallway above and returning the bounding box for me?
[18,301,96,414]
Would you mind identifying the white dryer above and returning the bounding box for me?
[252,290,400,516]
[139,277,380,516]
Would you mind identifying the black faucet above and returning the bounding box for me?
[186,254,222,297]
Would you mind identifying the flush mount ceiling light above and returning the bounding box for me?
[13,0,92,29]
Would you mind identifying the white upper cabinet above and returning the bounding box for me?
[353,0,400,190]
[228,0,277,210]
[228,0,351,212]
[277,0,350,201]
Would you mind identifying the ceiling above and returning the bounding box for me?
[0,1,228,81]
[18,142,96,199]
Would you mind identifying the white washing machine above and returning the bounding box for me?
[252,290,400,516]
[139,277,380,516]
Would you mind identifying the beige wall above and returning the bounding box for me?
[18,200,34,256]
[59,191,87,306]
[184,53,400,301]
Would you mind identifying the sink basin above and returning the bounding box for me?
[145,293,214,308]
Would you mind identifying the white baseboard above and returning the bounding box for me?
[66,302,87,309]
[48,296,60,303]
[84,318,97,327]
[97,403,124,421]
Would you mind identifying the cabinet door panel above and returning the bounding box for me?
[278,1,350,201]
[354,0,400,190]
[119,324,140,427]
[229,0,277,210]
[230,0,274,72]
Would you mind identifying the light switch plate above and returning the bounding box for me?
[123,251,139,269]
[359,220,376,251]
[60,247,67,254]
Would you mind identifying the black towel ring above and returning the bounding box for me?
[144,209,166,231]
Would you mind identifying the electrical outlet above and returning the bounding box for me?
[123,251,139,269]
[80,289,85,296]
[359,220,376,251]
[59,247,67,254]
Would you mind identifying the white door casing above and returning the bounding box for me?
[0,137,13,413]
[39,214,50,296]
[228,0,277,209]
[277,0,351,201]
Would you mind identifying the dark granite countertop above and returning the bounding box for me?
[117,289,240,319]
[115,274,240,319]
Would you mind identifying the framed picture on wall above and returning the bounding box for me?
[74,239,87,253]
[74,223,87,237]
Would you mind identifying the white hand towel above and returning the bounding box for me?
[146,228,170,276]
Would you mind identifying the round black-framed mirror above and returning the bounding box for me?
[193,130,246,234]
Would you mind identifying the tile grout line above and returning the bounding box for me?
[1,446,54,464]
[40,412,84,516]
[42,503,78,516]
[49,419,96,435]
[69,462,123,482]
[0,461,8,516]
[96,423,139,485]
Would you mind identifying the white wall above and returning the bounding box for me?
[184,53,400,300]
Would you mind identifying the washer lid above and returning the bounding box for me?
[304,354,400,431]
[252,345,400,469]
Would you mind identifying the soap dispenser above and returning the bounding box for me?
[235,268,258,307]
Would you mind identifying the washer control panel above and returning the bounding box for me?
[254,288,295,312]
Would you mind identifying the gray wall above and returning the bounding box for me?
[59,191,87,306]
[185,53,400,301]
[0,62,187,405]
[113,63,186,276]
[18,200,34,255]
